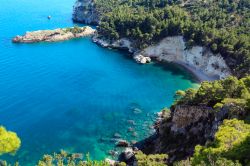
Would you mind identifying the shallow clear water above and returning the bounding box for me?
[0,0,198,165]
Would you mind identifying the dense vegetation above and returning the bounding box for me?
[36,151,109,166]
[0,150,167,166]
[191,119,250,166]
[0,126,21,155]
[175,76,250,116]
[172,76,250,165]
[135,151,167,166]
[95,0,250,77]
[173,119,250,166]
[64,26,86,34]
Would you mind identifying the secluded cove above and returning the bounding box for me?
[0,0,198,165]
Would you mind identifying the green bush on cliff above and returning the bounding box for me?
[0,126,21,155]
[135,151,168,166]
[175,76,250,119]
[191,119,250,166]
[64,25,85,34]
[174,157,242,166]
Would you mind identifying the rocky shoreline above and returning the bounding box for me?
[92,34,231,82]
[12,26,95,43]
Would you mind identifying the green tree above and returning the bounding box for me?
[0,126,21,155]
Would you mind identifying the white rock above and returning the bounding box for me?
[141,36,231,80]
[133,54,151,64]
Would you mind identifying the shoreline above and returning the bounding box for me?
[92,36,219,83]
[173,61,219,82]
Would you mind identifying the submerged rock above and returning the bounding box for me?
[127,127,134,132]
[132,108,143,114]
[132,131,138,137]
[127,120,136,125]
[131,140,137,145]
[108,150,119,157]
[113,133,122,138]
[12,26,95,43]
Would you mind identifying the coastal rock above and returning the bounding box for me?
[113,133,122,138]
[132,108,143,114]
[116,139,129,147]
[138,104,230,163]
[131,140,137,145]
[118,148,136,165]
[133,54,151,64]
[92,35,136,53]
[127,120,136,125]
[12,26,95,43]
[108,150,118,157]
[72,0,99,24]
[132,132,138,137]
[127,127,134,132]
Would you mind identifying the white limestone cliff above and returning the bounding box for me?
[140,36,231,80]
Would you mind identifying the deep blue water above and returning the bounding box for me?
[0,0,198,165]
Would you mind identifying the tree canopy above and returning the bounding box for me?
[0,126,21,155]
[96,0,250,77]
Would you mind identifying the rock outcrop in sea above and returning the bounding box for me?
[12,26,95,43]
[72,0,99,24]
[133,54,151,64]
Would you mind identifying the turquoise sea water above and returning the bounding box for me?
[0,0,198,165]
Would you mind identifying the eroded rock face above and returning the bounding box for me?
[137,105,229,163]
[141,36,231,79]
[170,105,212,134]
[72,0,99,24]
[92,36,136,52]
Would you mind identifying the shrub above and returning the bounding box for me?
[0,126,21,155]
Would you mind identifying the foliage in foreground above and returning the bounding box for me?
[171,76,250,165]
[0,126,21,155]
[36,151,109,166]
[174,157,242,166]
[192,119,250,166]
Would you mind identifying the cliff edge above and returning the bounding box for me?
[72,0,99,24]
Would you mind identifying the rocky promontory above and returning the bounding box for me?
[12,26,95,43]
